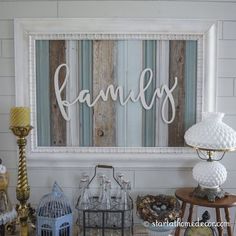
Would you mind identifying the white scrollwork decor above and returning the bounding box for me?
[54,64,178,124]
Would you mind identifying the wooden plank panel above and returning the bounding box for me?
[79,40,93,146]
[93,40,116,147]
[155,40,169,147]
[125,41,143,147]
[36,40,51,146]
[142,40,156,147]
[116,40,143,147]
[49,40,67,146]
[116,41,127,147]
[168,40,185,147]
[66,40,80,146]
[184,41,197,132]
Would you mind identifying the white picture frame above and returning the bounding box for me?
[14,18,218,167]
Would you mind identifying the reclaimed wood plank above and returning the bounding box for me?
[168,40,186,147]
[79,40,93,147]
[142,40,156,147]
[35,40,51,146]
[184,40,197,132]
[93,40,116,147]
[155,40,169,147]
[125,41,143,147]
[116,40,128,147]
[49,40,67,146]
[66,40,80,146]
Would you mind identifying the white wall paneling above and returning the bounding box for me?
[0,1,235,234]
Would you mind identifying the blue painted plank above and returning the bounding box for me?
[142,40,156,147]
[79,40,93,146]
[35,40,51,146]
[184,40,197,131]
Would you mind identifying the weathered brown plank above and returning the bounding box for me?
[93,40,116,146]
[49,40,67,146]
[168,40,185,147]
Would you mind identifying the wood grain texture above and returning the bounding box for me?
[184,40,197,132]
[93,40,116,147]
[142,40,156,147]
[36,40,51,146]
[168,40,186,147]
[79,40,93,147]
[49,40,67,146]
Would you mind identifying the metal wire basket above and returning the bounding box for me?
[76,165,133,236]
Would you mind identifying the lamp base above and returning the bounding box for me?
[192,185,226,202]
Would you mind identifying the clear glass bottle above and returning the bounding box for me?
[98,174,106,204]
[100,179,111,210]
[77,178,91,210]
[119,180,130,210]
[116,173,125,201]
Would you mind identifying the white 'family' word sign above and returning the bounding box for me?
[54,64,178,124]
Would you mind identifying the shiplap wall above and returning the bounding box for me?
[1,0,236,235]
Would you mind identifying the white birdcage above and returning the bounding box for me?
[36,182,73,236]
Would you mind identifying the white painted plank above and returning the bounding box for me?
[0,114,11,132]
[219,40,236,59]
[0,58,14,76]
[224,171,236,188]
[223,21,236,39]
[0,150,17,168]
[126,41,143,146]
[0,95,14,113]
[156,40,169,146]
[1,39,14,58]
[29,186,75,205]
[116,40,128,147]
[235,78,236,96]
[0,2,57,19]
[58,0,236,1]
[218,21,223,40]
[59,1,236,20]
[0,76,14,95]
[28,168,82,188]
[66,40,80,146]
[0,20,13,39]
[224,115,236,131]
[218,59,236,77]
[217,78,234,96]
[135,169,196,188]
[217,97,236,114]
[0,133,16,151]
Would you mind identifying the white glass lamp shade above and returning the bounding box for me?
[184,112,236,150]
[193,161,227,188]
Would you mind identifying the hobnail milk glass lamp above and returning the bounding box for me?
[184,112,236,202]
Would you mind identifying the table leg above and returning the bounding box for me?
[216,208,223,236]
[187,204,194,223]
[175,202,186,236]
[0,225,5,236]
[224,207,232,236]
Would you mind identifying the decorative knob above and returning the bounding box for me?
[97,129,104,137]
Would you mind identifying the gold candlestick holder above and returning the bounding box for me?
[10,125,36,236]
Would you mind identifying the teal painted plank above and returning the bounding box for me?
[116,40,127,147]
[36,40,51,146]
[184,40,197,131]
[79,40,93,146]
[142,40,156,147]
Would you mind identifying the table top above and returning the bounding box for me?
[175,188,236,208]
